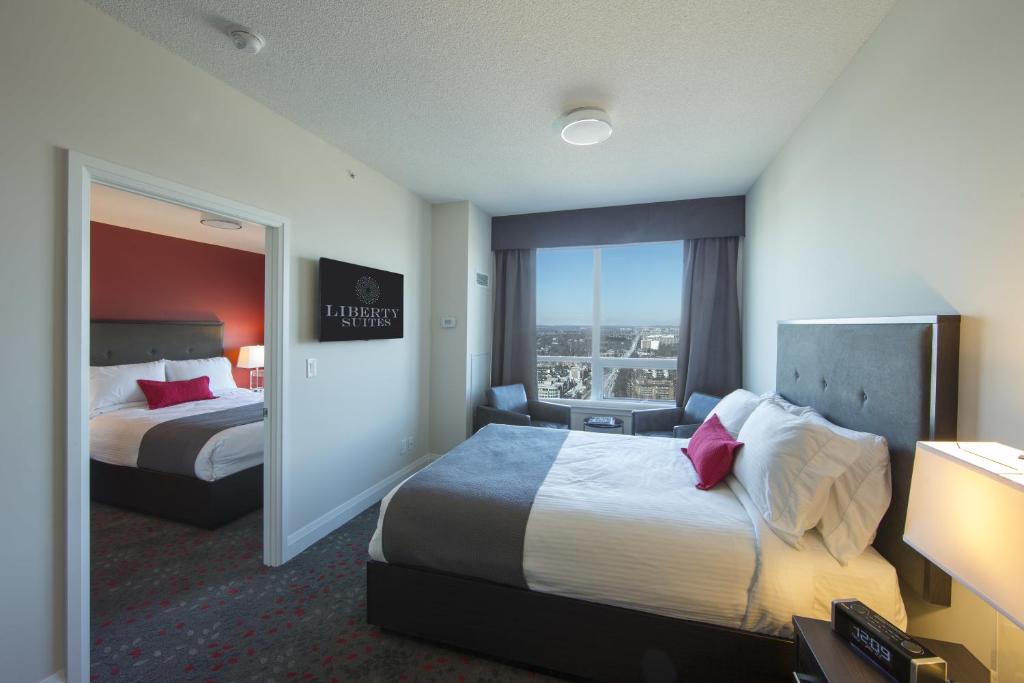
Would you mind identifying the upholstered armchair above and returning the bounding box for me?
[473,383,571,432]
[631,392,721,438]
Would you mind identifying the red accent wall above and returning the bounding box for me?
[90,222,264,387]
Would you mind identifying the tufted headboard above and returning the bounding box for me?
[775,316,960,605]
[90,320,224,367]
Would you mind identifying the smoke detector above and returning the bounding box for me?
[228,26,265,54]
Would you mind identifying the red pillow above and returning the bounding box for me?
[682,414,743,490]
[137,376,215,409]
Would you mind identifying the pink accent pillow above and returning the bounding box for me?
[137,376,215,409]
[682,414,744,490]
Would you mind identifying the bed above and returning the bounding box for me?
[89,320,264,529]
[365,315,961,682]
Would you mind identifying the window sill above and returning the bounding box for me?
[546,397,676,412]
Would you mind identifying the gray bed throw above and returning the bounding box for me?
[137,403,264,477]
[381,424,568,588]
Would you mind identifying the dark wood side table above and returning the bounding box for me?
[793,616,989,683]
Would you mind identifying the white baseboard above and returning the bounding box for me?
[283,452,439,562]
[39,671,65,683]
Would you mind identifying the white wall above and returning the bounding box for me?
[465,203,493,434]
[429,202,470,453]
[743,0,1024,673]
[0,1,432,681]
[428,201,493,453]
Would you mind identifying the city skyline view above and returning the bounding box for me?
[536,244,682,401]
[537,324,679,402]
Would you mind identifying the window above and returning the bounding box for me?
[536,243,683,402]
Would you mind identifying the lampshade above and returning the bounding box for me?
[904,441,1024,629]
[237,345,264,369]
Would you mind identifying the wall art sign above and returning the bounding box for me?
[318,257,404,341]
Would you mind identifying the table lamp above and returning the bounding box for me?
[237,345,265,391]
[905,442,1024,630]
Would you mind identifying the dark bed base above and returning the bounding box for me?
[367,560,793,682]
[91,460,263,529]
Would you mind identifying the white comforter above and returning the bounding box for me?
[89,388,265,482]
[370,429,906,638]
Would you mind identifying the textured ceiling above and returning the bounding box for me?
[92,184,266,254]
[86,0,894,216]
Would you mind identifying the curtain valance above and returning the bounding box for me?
[491,196,744,250]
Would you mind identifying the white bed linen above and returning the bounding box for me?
[522,431,757,630]
[89,388,264,482]
[728,476,907,634]
[369,430,906,637]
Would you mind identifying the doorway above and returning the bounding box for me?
[66,152,290,683]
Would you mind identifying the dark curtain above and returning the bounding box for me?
[676,237,742,405]
[491,249,538,399]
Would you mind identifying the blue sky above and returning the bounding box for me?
[537,243,683,326]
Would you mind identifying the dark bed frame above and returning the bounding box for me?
[367,316,961,682]
[90,320,264,529]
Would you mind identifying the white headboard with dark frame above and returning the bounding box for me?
[775,315,960,605]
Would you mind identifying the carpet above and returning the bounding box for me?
[91,502,563,682]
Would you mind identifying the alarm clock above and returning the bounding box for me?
[831,599,947,683]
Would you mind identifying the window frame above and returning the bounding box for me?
[536,245,679,405]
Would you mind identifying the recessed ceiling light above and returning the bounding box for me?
[559,107,613,146]
[200,215,243,230]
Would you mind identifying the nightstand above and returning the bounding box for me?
[793,616,989,683]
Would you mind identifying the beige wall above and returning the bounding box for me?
[465,204,493,433]
[743,0,1024,673]
[0,1,433,680]
[428,201,493,453]
[429,202,471,453]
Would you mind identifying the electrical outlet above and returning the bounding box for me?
[407,437,415,453]
[306,358,317,378]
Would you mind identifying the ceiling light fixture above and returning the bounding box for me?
[200,215,243,231]
[228,26,265,55]
[559,107,613,146]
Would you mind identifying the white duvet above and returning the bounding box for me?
[89,388,265,482]
[370,429,906,638]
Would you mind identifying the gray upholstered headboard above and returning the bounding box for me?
[776,316,960,605]
[90,320,224,367]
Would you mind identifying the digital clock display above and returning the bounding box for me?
[830,599,946,683]
[833,602,907,679]
[852,625,892,664]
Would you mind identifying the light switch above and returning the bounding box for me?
[440,317,457,329]
[306,358,317,378]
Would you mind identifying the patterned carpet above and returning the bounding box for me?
[91,502,563,682]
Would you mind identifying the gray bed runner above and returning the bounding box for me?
[137,403,264,477]
[381,424,569,588]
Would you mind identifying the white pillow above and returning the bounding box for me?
[734,401,858,548]
[807,414,892,565]
[760,392,816,418]
[90,360,166,417]
[165,356,237,395]
[703,389,761,437]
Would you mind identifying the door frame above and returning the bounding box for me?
[65,151,290,683]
